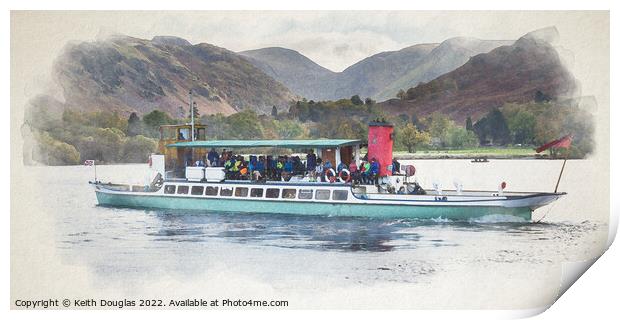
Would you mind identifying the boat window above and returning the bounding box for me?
[191,186,204,195]
[250,188,264,197]
[266,188,280,198]
[298,189,313,199]
[164,185,176,194]
[205,186,219,196]
[282,189,296,199]
[315,189,331,200]
[333,190,348,201]
[177,128,190,141]
[177,185,189,194]
[235,187,248,197]
[220,187,233,197]
[195,128,206,140]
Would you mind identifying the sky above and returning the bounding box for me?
[11,11,608,72]
[11,11,609,114]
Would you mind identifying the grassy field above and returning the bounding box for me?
[392,147,539,159]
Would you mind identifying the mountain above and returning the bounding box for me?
[240,39,509,101]
[239,47,337,100]
[47,35,296,117]
[379,28,577,123]
[335,43,438,100]
[375,37,513,101]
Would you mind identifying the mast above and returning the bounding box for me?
[189,90,195,141]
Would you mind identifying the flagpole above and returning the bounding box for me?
[553,152,568,193]
[94,161,97,183]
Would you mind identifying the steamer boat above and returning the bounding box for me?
[92,121,565,220]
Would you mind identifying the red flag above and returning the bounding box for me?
[535,135,572,153]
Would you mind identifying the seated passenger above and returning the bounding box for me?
[306,150,317,173]
[337,161,346,173]
[207,148,219,166]
[349,162,359,183]
[324,160,333,170]
[315,158,324,182]
[392,158,401,175]
[284,158,293,173]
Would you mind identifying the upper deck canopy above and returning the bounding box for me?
[167,139,362,149]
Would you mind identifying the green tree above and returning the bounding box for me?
[505,109,536,144]
[127,112,142,137]
[350,95,363,105]
[398,123,431,153]
[143,110,174,137]
[397,89,406,100]
[225,110,263,139]
[274,119,304,139]
[120,135,157,163]
[445,126,479,148]
[364,97,375,105]
[191,102,200,119]
[465,116,473,131]
[428,113,452,145]
[33,131,80,165]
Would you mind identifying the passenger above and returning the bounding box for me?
[370,158,380,185]
[360,161,371,184]
[284,157,293,173]
[315,158,324,182]
[266,155,274,180]
[324,160,333,170]
[252,170,263,181]
[256,156,266,175]
[349,161,359,184]
[392,158,401,175]
[336,161,346,173]
[207,148,219,167]
[194,159,205,167]
[306,150,317,173]
[275,157,284,180]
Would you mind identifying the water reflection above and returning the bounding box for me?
[146,211,459,252]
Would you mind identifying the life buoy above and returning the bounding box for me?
[405,165,416,176]
[325,168,337,183]
[338,168,351,183]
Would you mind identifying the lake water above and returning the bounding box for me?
[11,159,610,309]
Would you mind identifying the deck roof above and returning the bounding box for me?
[167,139,362,149]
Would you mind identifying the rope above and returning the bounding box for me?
[535,201,557,223]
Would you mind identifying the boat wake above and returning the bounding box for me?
[468,214,529,224]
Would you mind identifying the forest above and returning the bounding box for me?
[24,94,594,165]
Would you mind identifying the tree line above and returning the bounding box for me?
[24,95,594,165]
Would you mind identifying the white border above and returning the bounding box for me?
[3,1,616,319]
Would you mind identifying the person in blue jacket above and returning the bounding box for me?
[369,158,380,185]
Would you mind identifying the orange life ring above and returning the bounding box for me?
[338,168,351,183]
[325,168,337,183]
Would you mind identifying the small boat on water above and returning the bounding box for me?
[92,121,565,221]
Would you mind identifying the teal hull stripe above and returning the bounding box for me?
[96,191,532,220]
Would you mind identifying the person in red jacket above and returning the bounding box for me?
[348,161,359,184]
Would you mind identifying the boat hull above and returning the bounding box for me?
[96,190,533,220]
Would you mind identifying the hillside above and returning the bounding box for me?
[375,38,513,101]
[239,47,338,100]
[379,29,577,123]
[48,35,296,117]
[240,39,509,101]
